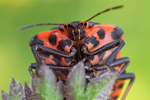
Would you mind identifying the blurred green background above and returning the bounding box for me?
[0,0,149,100]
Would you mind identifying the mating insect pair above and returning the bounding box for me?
[20,5,135,100]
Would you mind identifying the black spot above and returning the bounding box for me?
[59,40,66,48]
[84,37,91,44]
[111,26,124,40]
[78,23,83,28]
[88,21,93,28]
[49,34,57,45]
[50,27,59,30]
[94,40,100,47]
[29,36,44,46]
[57,45,64,51]
[87,55,94,60]
[90,35,96,44]
[70,21,80,27]
[97,29,105,40]
[65,39,72,47]
[65,57,73,63]
[68,30,73,38]
[80,29,85,36]
[118,84,124,89]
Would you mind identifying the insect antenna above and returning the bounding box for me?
[85,5,123,22]
[19,23,64,30]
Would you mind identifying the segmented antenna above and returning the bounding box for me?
[85,5,123,22]
[19,23,64,30]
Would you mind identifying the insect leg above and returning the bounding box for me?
[31,44,76,77]
[118,73,135,100]
[28,63,37,78]
[82,39,125,72]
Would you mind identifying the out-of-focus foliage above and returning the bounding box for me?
[0,0,150,100]
[1,62,118,100]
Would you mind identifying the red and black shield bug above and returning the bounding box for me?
[20,5,135,100]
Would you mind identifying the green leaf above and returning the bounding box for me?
[2,78,25,100]
[66,61,86,100]
[33,64,57,100]
[55,79,64,100]
[85,72,118,100]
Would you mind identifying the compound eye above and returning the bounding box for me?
[59,24,68,31]
[59,25,64,31]
[89,22,93,28]
[64,24,68,30]
[84,22,88,27]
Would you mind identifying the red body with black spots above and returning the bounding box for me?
[21,5,135,100]
[29,21,124,99]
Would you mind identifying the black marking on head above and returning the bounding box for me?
[64,24,67,29]
[65,57,73,63]
[68,30,73,39]
[94,40,100,47]
[80,29,85,36]
[57,45,64,51]
[97,29,105,40]
[68,24,73,29]
[90,35,96,44]
[70,21,80,27]
[65,39,72,47]
[118,84,124,89]
[111,26,123,40]
[29,36,44,46]
[78,23,83,28]
[50,27,59,30]
[84,36,91,44]
[74,28,79,35]
[49,34,57,45]
[87,55,94,60]
[89,22,93,28]
[59,40,66,48]
[84,22,87,27]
